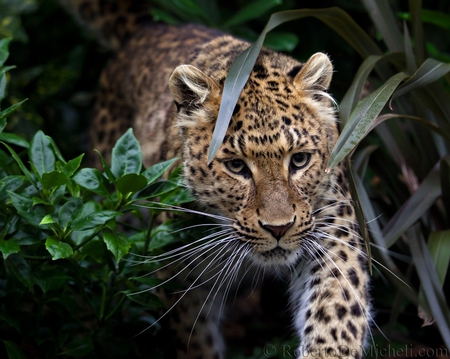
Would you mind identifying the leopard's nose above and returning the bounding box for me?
[260,219,295,240]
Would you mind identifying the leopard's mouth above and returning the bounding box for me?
[251,246,301,267]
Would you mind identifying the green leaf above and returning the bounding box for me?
[8,191,46,227]
[126,290,166,309]
[428,230,450,286]
[0,38,11,67]
[33,267,73,293]
[115,173,148,195]
[94,149,116,182]
[208,7,381,163]
[383,167,441,247]
[361,0,403,51]
[408,226,450,348]
[441,158,450,221]
[29,131,55,177]
[61,338,95,357]
[72,168,110,197]
[41,170,67,189]
[328,72,409,168]
[62,154,84,177]
[222,0,282,28]
[394,58,450,98]
[2,142,37,187]
[0,175,27,201]
[0,238,20,259]
[136,180,179,199]
[111,128,142,178]
[0,99,28,121]
[5,254,33,290]
[102,229,131,262]
[0,132,29,149]
[45,237,73,260]
[141,158,179,184]
[40,214,56,225]
[2,340,27,359]
[58,198,83,229]
[71,210,121,231]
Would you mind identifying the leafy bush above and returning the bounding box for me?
[0,38,208,358]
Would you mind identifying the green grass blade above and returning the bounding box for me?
[208,7,381,163]
[383,166,441,247]
[441,157,450,221]
[221,0,282,28]
[394,58,450,98]
[347,160,371,273]
[339,53,401,126]
[361,0,403,51]
[408,225,450,347]
[408,0,426,64]
[328,72,409,169]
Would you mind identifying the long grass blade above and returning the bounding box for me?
[382,166,441,247]
[329,72,409,169]
[208,7,382,163]
[408,225,450,348]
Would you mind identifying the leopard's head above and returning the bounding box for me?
[169,51,341,267]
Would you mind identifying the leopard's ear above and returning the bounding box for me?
[169,65,220,111]
[293,52,333,92]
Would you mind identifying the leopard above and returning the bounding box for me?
[62,1,371,358]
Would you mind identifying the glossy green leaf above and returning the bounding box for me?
[62,154,84,177]
[126,290,166,309]
[0,132,29,149]
[115,173,148,195]
[222,0,282,28]
[29,131,55,177]
[2,142,37,187]
[94,149,116,182]
[329,72,409,168]
[60,338,95,357]
[2,340,27,359]
[394,58,450,98]
[45,237,73,260]
[383,167,441,247]
[5,254,33,290]
[208,7,381,163]
[141,157,179,184]
[58,198,83,229]
[111,128,142,178]
[33,267,73,293]
[136,180,179,199]
[0,38,11,67]
[0,175,27,201]
[102,229,131,262]
[8,191,46,227]
[0,98,27,120]
[0,238,20,259]
[41,170,67,189]
[72,168,110,197]
[71,210,121,231]
[39,214,56,225]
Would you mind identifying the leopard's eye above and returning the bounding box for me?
[290,153,311,171]
[225,159,250,176]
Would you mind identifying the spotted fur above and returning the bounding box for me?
[63,1,371,358]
